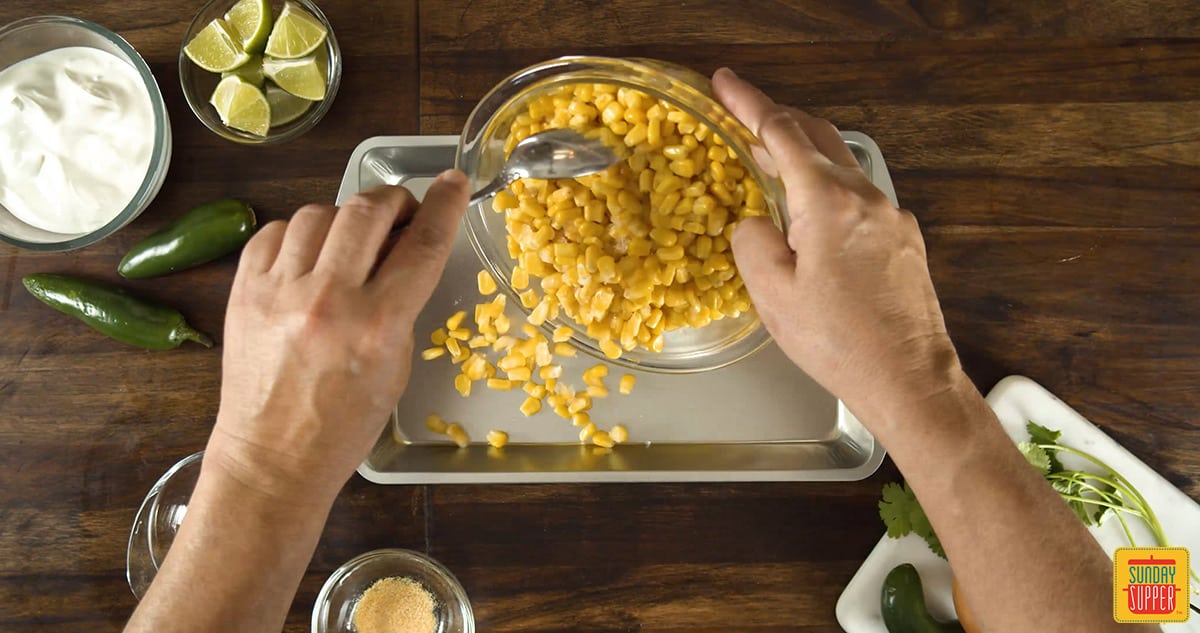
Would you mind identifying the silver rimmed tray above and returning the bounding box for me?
[338,133,896,483]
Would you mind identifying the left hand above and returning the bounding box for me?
[207,171,469,504]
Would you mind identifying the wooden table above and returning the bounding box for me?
[2,1,1198,631]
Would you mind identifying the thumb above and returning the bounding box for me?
[376,169,469,320]
[732,215,795,316]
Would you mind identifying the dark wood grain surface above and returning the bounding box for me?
[1,1,1197,631]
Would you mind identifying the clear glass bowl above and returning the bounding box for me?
[0,16,172,251]
[312,548,474,633]
[179,0,342,145]
[455,56,788,373]
[126,451,204,600]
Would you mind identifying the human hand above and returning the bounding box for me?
[207,172,468,504]
[714,69,965,428]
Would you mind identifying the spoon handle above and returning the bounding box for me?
[468,173,512,206]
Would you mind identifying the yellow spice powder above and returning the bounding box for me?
[352,576,437,633]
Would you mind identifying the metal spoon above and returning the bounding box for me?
[467,128,622,204]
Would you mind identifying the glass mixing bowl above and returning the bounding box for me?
[126,451,204,600]
[179,0,342,145]
[312,548,474,633]
[456,56,787,373]
[0,16,172,251]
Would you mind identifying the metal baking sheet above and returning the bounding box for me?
[338,134,896,483]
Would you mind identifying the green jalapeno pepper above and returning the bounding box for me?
[118,198,256,278]
[22,274,212,350]
[881,564,965,633]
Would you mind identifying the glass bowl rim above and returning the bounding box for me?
[455,55,784,373]
[177,0,343,146]
[0,15,171,251]
[311,547,475,633]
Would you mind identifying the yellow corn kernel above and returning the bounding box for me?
[507,367,532,382]
[578,422,597,442]
[568,395,591,414]
[449,328,471,341]
[523,381,547,399]
[445,423,470,448]
[425,414,448,434]
[421,347,446,360]
[467,336,489,349]
[520,396,542,417]
[497,354,525,372]
[494,313,511,335]
[571,412,591,427]
[463,354,488,380]
[552,326,573,342]
[528,300,550,326]
[486,429,509,449]
[493,335,518,351]
[591,430,615,448]
[610,424,629,443]
[430,328,449,346]
[600,339,622,359]
[454,374,471,397]
[477,269,498,295]
[539,364,563,380]
[553,342,577,357]
[486,378,514,391]
[619,374,636,395]
[658,244,685,261]
[521,323,541,339]
[582,364,609,385]
[445,337,463,357]
[520,289,539,309]
[586,384,609,398]
[446,311,466,331]
[510,266,529,290]
[554,404,571,419]
[533,340,552,366]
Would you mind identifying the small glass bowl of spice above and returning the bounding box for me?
[312,548,474,633]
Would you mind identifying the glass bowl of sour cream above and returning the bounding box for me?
[0,16,171,251]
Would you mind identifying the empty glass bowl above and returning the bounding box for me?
[313,548,474,633]
[126,451,203,599]
[456,56,788,373]
[0,16,172,251]
[179,0,342,144]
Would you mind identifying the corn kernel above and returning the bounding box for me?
[571,412,591,427]
[425,414,448,434]
[600,339,622,359]
[554,342,577,357]
[539,364,563,380]
[467,336,489,349]
[583,364,609,385]
[477,269,498,295]
[520,396,542,416]
[586,384,609,398]
[486,430,509,449]
[454,374,471,397]
[449,328,471,341]
[493,335,517,351]
[552,326,574,342]
[568,395,591,414]
[520,289,539,309]
[523,381,547,399]
[610,424,629,443]
[445,423,470,448]
[445,337,462,357]
[592,430,615,448]
[421,347,446,360]
[507,367,532,382]
[486,378,514,391]
[446,311,466,331]
[619,374,636,395]
[578,422,596,442]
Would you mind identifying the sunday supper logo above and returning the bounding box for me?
[1114,547,1190,623]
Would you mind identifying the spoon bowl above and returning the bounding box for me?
[468,128,620,204]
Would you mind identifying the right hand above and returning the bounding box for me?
[714,68,965,426]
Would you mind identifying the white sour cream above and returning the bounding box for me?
[0,46,155,234]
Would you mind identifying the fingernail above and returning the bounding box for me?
[715,67,737,80]
[437,169,466,186]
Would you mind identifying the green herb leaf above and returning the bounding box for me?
[1019,441,1052,475]
[879,482,945,559]
[1027,421,1064,472]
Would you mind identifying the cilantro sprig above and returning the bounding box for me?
[879,421,1200,588]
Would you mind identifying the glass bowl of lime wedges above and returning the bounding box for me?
[179,0,341,144]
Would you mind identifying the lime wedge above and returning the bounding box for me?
[184,18,251,73]
[210,75,271,136]
[221,55,264,86]
[263,49,326,101]
[224,0,273,55]
[266,83,312,127]
[264,2,328,59]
